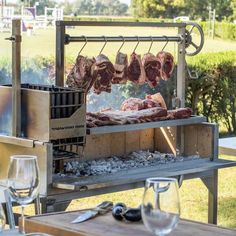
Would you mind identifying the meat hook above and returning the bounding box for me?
[133,36,140,52]
[118,36,125,53]
[161,35,169,51]
[148,36,153,53]
[99,36,107,55]
[78,35,88,55]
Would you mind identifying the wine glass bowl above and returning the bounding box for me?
[141,178,180,236]
[7,155,40,234]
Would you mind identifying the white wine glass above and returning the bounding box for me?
[7,155,40,235]
[141,177,180,236]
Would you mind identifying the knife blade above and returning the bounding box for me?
[71,201,113,224]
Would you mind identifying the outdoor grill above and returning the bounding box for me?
[0,19,235,224]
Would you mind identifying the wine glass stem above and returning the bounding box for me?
[20,205,25,235]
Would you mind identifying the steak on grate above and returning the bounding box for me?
[142,53,161,88]
[112,52,128,84]
[167,108,192,119]
[127,52,145,84]
[92,54,115,94]
[87,107,168,127]
[156,51,175,81]
[120,93,166,111]
[66,55,96,93]
[120,98,145,111]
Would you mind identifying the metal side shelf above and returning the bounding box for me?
[52,158,236,192]
[87,116,207,135]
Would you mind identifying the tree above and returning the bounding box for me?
[131,0,235,21]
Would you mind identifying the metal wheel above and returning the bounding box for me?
[185,22,204,56]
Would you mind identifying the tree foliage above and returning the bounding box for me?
[63,0,128,16]
[131,0,235,21]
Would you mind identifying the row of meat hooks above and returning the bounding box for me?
[78,35,171,55]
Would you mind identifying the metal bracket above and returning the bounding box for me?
[5,35,22,43]
[187,66,199,79]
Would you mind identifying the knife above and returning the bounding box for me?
[71,201,113,223]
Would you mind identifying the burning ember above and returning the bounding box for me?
[58,150,200,177]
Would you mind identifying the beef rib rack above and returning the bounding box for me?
[92,54,115,94]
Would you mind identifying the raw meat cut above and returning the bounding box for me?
[142,53,161,87]
[120,98,145,111]
[120,93,165,111]
[87,107,168,127]
[66,55,96,93]
[156,51,175,81]
[167,108,192,119]
[145,93,167,109]
[112,52,128,84]
[92,54,115,94]
[127,52,145,84]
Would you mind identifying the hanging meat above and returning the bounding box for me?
[112,52,128,84]
[66,55,96,93]
[127,52,145,85]
[142,53,161,88]
[156,51,175,81]
[92,54,115,94]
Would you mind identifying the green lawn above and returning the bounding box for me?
[1,26,236,61]
[3,26,236,228]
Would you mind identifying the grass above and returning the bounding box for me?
[3,25,236,228]
[1,26,236,61]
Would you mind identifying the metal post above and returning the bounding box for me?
[11,19,21,137]
[55,22,65,86]
[176,26,186,155]
[201,170,218,224]
[177,26,186,108]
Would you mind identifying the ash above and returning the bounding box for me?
[60,150,200,177]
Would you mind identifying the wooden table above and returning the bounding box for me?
[24,210,236,236]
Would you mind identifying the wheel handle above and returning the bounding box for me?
[185,22,204,56]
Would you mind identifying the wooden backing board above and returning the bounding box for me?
[83,124,214,160]
[24,210,236,236]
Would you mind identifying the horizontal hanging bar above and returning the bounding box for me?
[64,35,183,45]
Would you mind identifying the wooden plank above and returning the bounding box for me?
[24,211,236,236]
[125,131,140,154]
[84,134,111,159]
[155,127,176,154]
[198,125,212,157]
[140,129,154,151]
[110,132,125,156]
[87,116,207,135]
[184,125,198,155]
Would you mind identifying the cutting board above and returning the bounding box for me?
[24,210,236,236]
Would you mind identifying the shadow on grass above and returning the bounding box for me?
[218,197,236,229]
